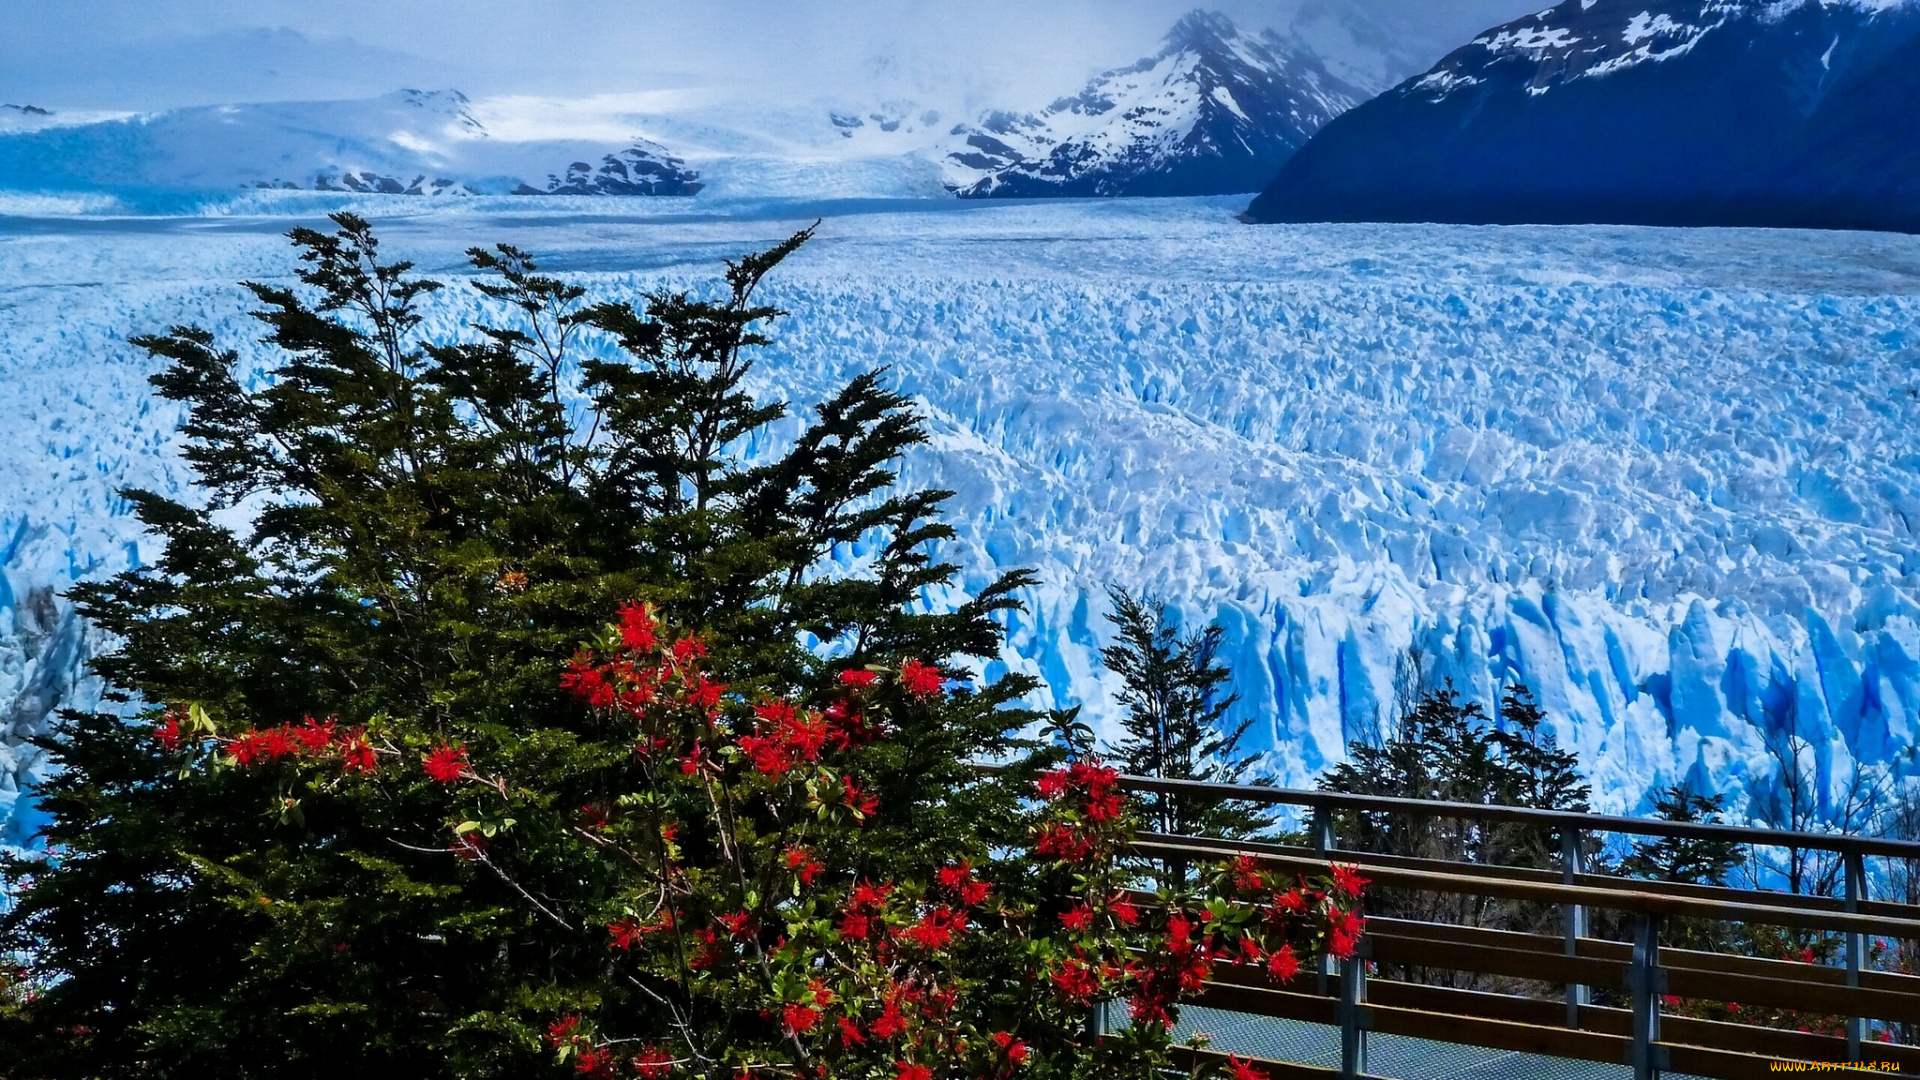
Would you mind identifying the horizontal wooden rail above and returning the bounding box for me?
[1362,916,1920,996]
[1192,974,1920,1078]
[1152,832,1920,921]
[1129,837,1920,938]
[1111,773,1920,861]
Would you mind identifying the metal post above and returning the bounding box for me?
[1846,849,1867,1061]
[1314,805,1337,996]
[1312,804,1336,856]
[1564,827,1589,1029]
[1339,950,1369,1080]
[1630,913,1664,1080]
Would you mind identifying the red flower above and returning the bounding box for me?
[898,658,944,698]
[1050,956,1101,1002]
[1109,894,1140,926]
[687,926,723,970]
[1128,993,1173,1028]
[574,1046,615,1079]
[991,1031,1030,1065]
[842,775,879,817]
[1272,887,1307,914]
[871,999,906,1039]
[781,1002,821,1036]
[608,917,645,950]
[904,905,963,949]
[450,832,487,861]
[547,1015,581,1047]
[230,726,298,766]
[337,727,377,774]
[1330,863,1370,899]
[422,742,468,784]
[895,1063,932,1080]
[670,635,708,665]
[1231,855,1265,893]
[688,673,726,712]
[739,701,831,777]
[1267,943,1300,982]
[153,715,184,751]
[839,668,879,689]
[837,1016,866,1045]
[1328,909,1366,960]
[561,651,615,709]
[678,742,706,777]
[1033,822,1095,863]
[837,911,871,940]
[619,601,659,653]
[634,1044,674,1079]
[1036,770,1069,801]
[783,846,824,886]
[294,716,336,753]
[1228,1055,1272,1080]
[579,804,609,832]
[717,910,753,938]
[849,880,896,910]
[1060,903,1095,932]
[936,861,973,892]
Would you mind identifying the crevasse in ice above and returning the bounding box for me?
[2,197,1917,846]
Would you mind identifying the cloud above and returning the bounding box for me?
[0,1,1547,114]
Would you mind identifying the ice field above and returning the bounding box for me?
[4,193,1920,844]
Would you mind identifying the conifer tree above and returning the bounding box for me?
[1319,680,1594,966]
[0,215,1042,1077]
[1100,588,1268,887]
[1486,685,1591,870]
[1620,785,1744,887]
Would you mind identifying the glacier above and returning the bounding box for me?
[2,193,1919,846]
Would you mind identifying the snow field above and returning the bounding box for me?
[2,197,1919,845]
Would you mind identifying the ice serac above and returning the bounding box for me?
[1246,0,1920,232]
[0,89,702,199]
[946,10,1369,198]
[2,205,1919,837]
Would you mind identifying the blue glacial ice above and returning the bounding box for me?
[2,193,1918,844]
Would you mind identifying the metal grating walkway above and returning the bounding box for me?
[1168,1006,1714,1080]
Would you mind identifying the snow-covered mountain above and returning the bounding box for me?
[945,11,1370,198]
[1247,0,1920,230]
[0,89,702,198]
[0,105,57,133]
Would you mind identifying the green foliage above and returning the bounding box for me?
[0,214,1357,1080]
[0,215,1042,1078]
[1098,588,1270,886]
[1317,680,1592,969]
[1620,785,1744,888]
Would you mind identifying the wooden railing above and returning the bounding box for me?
[1112,775,1920,1080]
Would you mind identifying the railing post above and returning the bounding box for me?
[1564,826,1589,1029]
[1846,848,1867,1061]
[1630,912,1664,1080]
[1313,805,1337,996]
[1339,947,1369,1079]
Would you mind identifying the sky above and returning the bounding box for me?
[3,1,1548,115]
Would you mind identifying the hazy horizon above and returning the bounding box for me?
[7,1,1547,116]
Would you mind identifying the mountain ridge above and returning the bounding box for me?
[0,88,703,198]
[944,10,1370,199]
[1246,0,1920,231]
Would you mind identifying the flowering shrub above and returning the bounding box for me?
[138,602,1365,1077]
[427,603,1364,1078]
